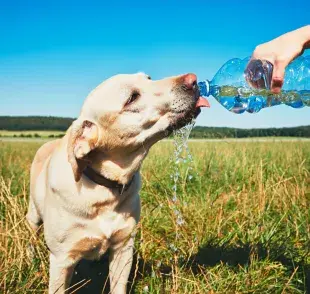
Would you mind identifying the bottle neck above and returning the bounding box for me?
[198,80,211,97]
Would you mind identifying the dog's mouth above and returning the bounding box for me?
[167,95,210,133]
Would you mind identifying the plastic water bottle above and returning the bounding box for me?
[198,55,310,114]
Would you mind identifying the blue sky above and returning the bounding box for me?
[0,0,309,128]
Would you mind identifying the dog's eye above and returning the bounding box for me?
[125,90,140,106]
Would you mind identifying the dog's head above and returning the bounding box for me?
[68,73,209,182]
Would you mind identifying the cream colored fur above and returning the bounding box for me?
[26,72,199,294]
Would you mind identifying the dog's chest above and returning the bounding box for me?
[95,210,127,238]
[69,210,134,261]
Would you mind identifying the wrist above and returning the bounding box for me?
[298,25,310,48]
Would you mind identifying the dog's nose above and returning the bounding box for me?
[181,73,198,91]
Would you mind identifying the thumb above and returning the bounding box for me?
[271,60,287,94]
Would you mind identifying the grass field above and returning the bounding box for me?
[0,140,309,293]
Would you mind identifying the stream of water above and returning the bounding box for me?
[171,119,196,226]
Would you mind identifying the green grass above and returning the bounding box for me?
[0,140,309,293]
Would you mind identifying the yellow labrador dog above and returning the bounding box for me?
[26,72,209,294]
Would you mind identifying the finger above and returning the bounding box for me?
[245,59,273,90]
[271,60,287,94]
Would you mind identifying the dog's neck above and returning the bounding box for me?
[88,148,148,185]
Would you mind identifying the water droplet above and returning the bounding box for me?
[143,285,149,293]
[176,215,185,226]
[169,243,178,252]
[174,209,180,215]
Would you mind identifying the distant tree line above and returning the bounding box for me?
[0,133,65,139]
[191,125,310,138]
[0,116,74,131]
[0,116,309,138]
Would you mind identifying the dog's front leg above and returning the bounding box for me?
[49,253,74,294]
[109,238,134,294]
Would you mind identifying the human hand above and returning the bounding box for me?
[246,25,310,93]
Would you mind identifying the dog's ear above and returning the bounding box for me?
[68,119,99,182]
